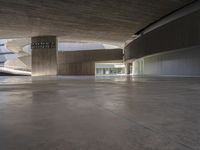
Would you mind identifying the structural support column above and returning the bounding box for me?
[125,63,132,75]
[31,36,57,76]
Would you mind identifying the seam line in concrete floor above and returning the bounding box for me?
[91,100,195,150]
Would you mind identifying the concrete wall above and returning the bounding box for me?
[124,6,200,77]
[133,46,200,76]
[57,49,123,75]
[58,62,95,75]
[32,36,57,76]
[8,48,122,76]
[58,49,123,63]
[124,9,200,60]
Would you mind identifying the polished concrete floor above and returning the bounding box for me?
[0,76,199,150]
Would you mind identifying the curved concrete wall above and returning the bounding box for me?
[124,5,200,76]
[124,9,200,60]
[133,46,200,76]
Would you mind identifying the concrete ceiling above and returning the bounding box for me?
[0,0,194,45]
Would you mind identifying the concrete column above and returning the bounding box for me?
[125,63,131,75]
[31,36,57,76]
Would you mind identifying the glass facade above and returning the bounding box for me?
[95,63,125,75]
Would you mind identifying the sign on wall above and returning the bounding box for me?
[31,36,57,49]
[31,42,56,49]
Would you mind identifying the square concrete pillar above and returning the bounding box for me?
[31,36,57,76]
[125,63,132,75]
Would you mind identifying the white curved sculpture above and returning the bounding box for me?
[0,67,31,76]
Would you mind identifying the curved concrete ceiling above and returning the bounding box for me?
[0,0,194,45]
